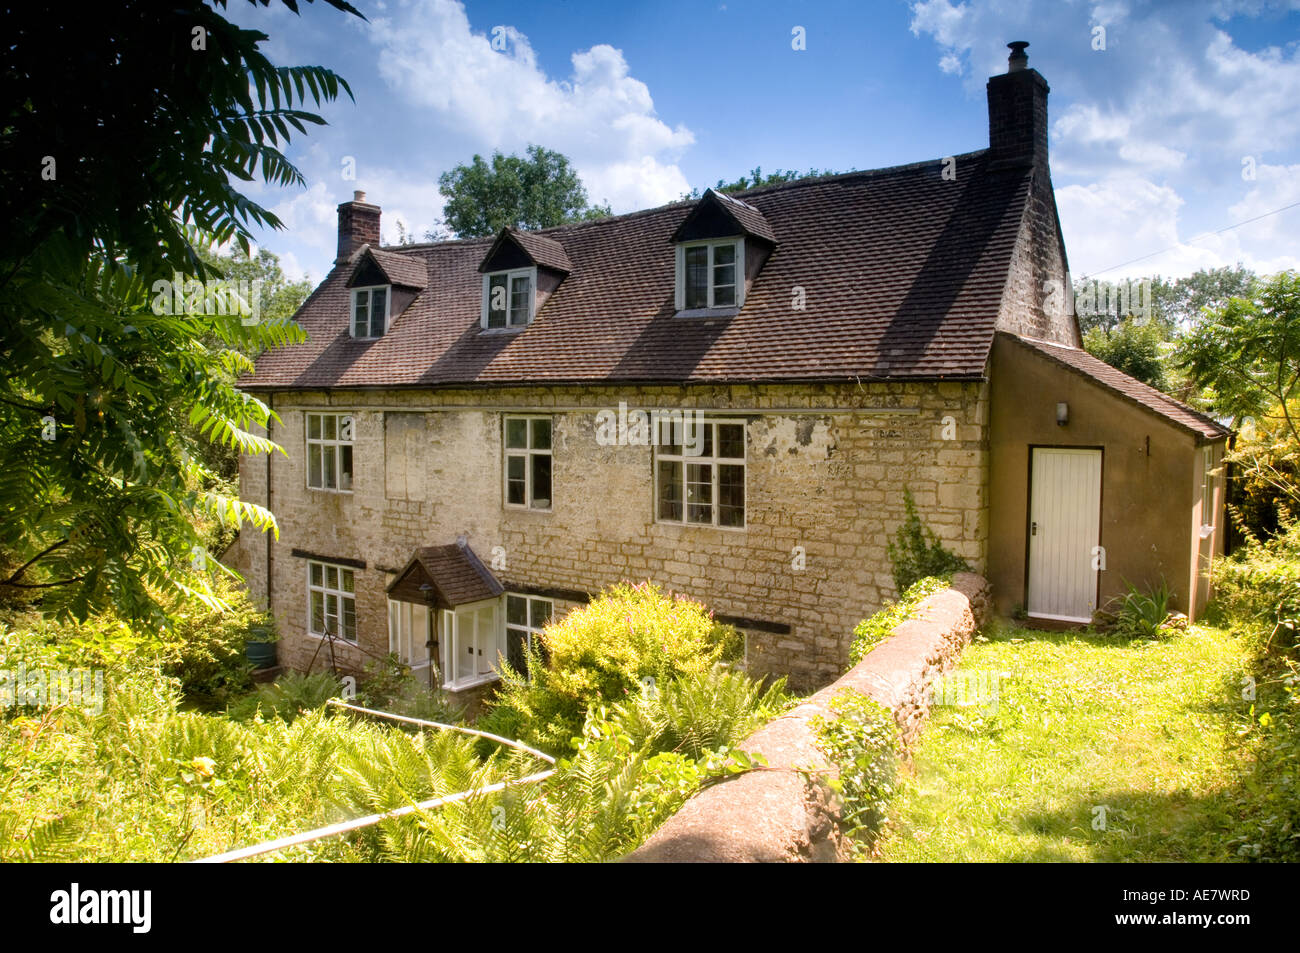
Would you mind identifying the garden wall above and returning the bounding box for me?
[625,572,990,863]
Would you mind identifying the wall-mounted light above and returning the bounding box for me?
[1056,402,1069,426]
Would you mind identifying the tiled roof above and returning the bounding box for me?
[386,541,503,608]
[502,227,573,273]
[243,149,1032,390]
[1007,333,1231,442]
[358,246,427,289]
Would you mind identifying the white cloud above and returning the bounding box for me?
[365,0,693,211]
[909,0,1300,278]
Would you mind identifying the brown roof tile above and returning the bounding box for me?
[503,227,573,273]
[356,246,428,289]
[386,541,503,608]
[242,149,1030,390]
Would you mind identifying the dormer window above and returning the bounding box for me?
[482,267,535,330]
[680,238,741,310]
[669,190,772,316]
[351,285,389,338]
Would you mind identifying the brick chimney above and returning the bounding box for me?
[987,41,1050,171]
[336,190,380,263]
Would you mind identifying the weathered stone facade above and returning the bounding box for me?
[237,379,989,691]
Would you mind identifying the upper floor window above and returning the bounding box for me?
[482,268,535,330]
[308,560,357,643]
[351,286,389,339]
[676,238,743,312]
[307,412,354,491]
[504,415,552,510]
[655,419,746,528]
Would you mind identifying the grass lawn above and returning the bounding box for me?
[879,621,1258,862]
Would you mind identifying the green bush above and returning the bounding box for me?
[0,576,273,710]
[1105,578,1174,639]
[850,576,949,664]
[887,488,968,595]
[158,575,275,708]
[482,581,740,754]
[606,667,788,760]
[812,689,900,847]
[1211,520,1300,653]
[226,671,344,723]
[353,652,462,724]
[1,605,777,862]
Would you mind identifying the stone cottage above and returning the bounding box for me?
[236,42,1229,693]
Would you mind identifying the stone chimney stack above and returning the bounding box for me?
[336,190,380,263]
[986,41,1050,170]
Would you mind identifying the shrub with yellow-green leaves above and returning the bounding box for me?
[481,581,741,754]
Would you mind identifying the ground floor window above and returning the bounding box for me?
[505,593,553,673]
[308,561,357,643]
[441,600,502,691]
[387,600,432,670]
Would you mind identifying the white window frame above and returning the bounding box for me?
[654,418,747,529]
[350,285,390,339]
[675,237,745,312]
[503,414,553,511]
[481,266,537,330]
[1201,446,1216,536]
[440,598,503,692]
[505,593,553,674]
[307,560,357,644]
[387,599,433,672]
[305,412,354,492]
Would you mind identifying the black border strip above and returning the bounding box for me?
[500,581,792,635]
[290,548,366,570]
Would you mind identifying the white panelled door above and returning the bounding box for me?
[1027,448,1102,622]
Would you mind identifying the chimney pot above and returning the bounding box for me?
[1008,40,1029,72]
[987,41,1049,169]
[354,190,367,202]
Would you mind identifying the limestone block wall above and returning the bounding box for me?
[238,381,990,691]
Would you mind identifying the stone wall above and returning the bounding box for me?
[625,572,990,863]
[238,381,989,692]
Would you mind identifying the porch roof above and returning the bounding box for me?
[385,540,504,609]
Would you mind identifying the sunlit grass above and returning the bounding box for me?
[880,621,1254,862]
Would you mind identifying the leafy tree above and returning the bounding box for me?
[1177,271,1300,440]
[1073,267,1257,336]
[1155,265,1258,330]
[437,145,612,238]
[188,245,314,481]
[681,166,848,201]
[714,166,843,194]
[1177,271,1300,531]
[1083,318,1170,390]
[0,1,360,624]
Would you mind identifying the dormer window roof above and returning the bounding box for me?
[480,227,572,275]
[670,190,775,316]
[669,188,776,246]
[348,245,428,291]
[478,228,570,331]
[345,246,428,340]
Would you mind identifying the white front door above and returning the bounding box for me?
[1027,448,1102,622]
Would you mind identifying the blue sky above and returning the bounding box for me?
[227,0,1300,286]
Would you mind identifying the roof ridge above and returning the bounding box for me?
[376,147,995,256]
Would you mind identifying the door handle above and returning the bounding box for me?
[1031,521,1038,536]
